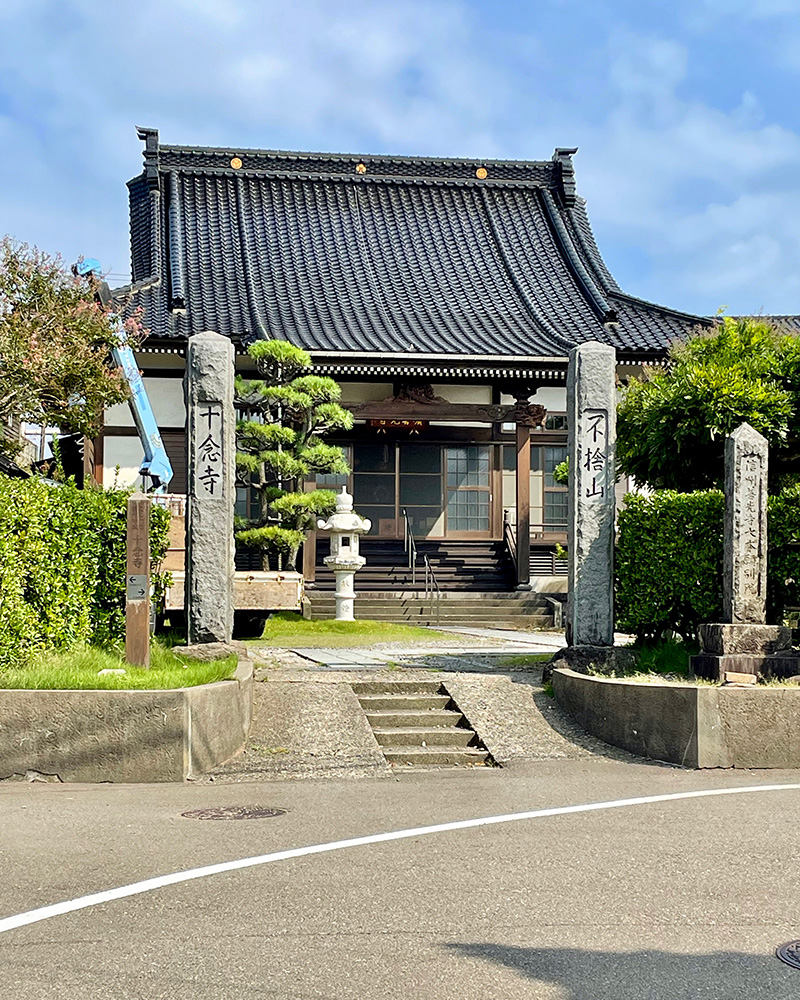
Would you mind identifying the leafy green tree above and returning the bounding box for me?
[617,317,800,492]
[235,340,353,571]
[0,238,136,459]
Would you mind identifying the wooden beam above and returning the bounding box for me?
[126,492,151,668]
[516,423,531,589]
[302,479,317,584]
[347,401,511,423]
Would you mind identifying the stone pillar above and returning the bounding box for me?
[692,422,794,680]
[723,422,768,623]
[184,331,235,645]
[566,341,616,647]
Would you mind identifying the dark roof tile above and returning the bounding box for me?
[120,130,711,358]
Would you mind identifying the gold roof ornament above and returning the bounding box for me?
[230,157,243,169]
[475,167,488,179]
[355,162,367,174]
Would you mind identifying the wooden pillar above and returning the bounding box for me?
[516,422,531,589]
[126,491,151,668]
[302,479,317,584]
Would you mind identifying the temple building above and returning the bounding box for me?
[102,127,708,606]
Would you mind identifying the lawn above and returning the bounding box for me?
[249,612,453,648]
[0,642,237,690]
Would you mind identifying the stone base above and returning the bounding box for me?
[172,640,248,662]
[691,652,800,682]
[543,645,637,683]
[698,623,791,656]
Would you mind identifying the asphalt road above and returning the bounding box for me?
[1,759,799,999]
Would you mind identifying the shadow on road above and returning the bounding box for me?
[445,942,797,998]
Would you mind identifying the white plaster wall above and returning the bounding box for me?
[103,436,145,489]
[105,378,186,429]
[338,382,394,403]
[500,387,567,411]
[431,384,492,404]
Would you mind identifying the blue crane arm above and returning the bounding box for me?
[76,259,173,492]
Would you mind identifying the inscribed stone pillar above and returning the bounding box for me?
[185,331,235,644]
[566,341,616,647]
[723,423,768,624]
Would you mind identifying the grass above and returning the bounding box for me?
[631,639,698,677]
[0,642,238,690]
[249,612,454,648]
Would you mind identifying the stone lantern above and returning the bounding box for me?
[317,487,372,621]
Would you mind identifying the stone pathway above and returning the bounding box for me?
[201,631,648,782]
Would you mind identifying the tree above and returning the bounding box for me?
[234,340,353,571]
[617,316,800,492]
[0,238,136,459]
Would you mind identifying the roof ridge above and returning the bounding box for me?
[608,290,709,325]
[539,188,613,323]
[156,141,553,171]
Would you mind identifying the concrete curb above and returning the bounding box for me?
[552,668,800,768]
[0,659,253,783]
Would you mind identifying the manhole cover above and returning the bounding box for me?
[776,941,800,970]
[181,806,286,821]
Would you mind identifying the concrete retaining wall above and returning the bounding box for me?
[0,660,253,783]
[552,668,800,768]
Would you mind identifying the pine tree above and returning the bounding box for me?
[234,340,353,571]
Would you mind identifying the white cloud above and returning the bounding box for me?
[0,2,799,314]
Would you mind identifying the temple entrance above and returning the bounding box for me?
[343,442,494,539]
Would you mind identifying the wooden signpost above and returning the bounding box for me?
[126,491,151,668]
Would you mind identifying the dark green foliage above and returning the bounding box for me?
[616,488,800,639]
[617,317,800,492]
[235,339,353,570]
[0,477,170,665]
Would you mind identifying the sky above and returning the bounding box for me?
[1,0,800,317]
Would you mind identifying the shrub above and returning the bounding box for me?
[615,487,800,640]
[0,477,170,665]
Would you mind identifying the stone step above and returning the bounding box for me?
[381,746,490,766]
[364,709,464,729]
[306,598,552,608]
[358,693,451,712]
[350,681,444,695]
[372,727,476,747]
[310,614,553,627]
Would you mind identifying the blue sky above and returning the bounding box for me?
[1,0,799,316]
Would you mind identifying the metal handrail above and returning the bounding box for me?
[423,553,442,625]
[503,510,518,576]
[401,508,417,587]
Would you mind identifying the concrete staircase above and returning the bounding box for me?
[352,680,491,767]
[306,590,556,628]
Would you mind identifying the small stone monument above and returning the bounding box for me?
[692,423,795,680]
[317,488,371,621]
[184,331,236,646]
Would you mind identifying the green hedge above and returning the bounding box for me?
[616,487,800,640]
[0,477,170,665]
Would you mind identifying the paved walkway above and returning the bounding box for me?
[205,629,643,782]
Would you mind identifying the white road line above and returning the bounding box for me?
[1,783,798,936]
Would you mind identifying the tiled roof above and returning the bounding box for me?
[119,128,710,359]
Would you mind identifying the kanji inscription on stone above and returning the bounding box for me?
[195,404,224,499]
